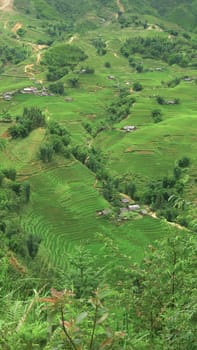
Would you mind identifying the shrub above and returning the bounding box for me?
[178,156,190,168]
[133,82,143,91]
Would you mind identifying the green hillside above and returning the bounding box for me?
[0,0,197,348]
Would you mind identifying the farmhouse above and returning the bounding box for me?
[3,93,12,101]
[120,207,129,214]
[128,204,140,211]
[107,75,115,80]
[96,209,111,216]
[121,198,130,204]
[140,209,148,216]
[166,100,176,105]
[122,125,136,132]
[155,67,162,71]
[65,97,73,102]
[183,77,193,82]
[21,87,38,94]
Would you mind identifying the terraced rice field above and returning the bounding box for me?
[20,159,178,267]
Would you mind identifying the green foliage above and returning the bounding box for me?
[0,40,27,66]
[2,168,16,181]
[152,109,163,123]
[68,76,79,88]
[16,28,26,37]
[121,36,194,67]
[107,90,135,124]
[133,81,143,91]
[39,142,54,162]
[9,107,45,139]
[43,44,87,81]
[178,156,190,168]
[92,37,107,55]
[48,82,64,95]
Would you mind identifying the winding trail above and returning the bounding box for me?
[117,0,125,13]
[0,0,13,11]
[12,22,22,33]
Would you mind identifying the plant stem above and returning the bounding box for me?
[61,307,78,350]
[89,303,98,349]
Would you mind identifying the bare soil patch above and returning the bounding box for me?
[0,0,13,11]
[12,22,22,33]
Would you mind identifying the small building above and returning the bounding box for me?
[128,204,140,211]
[3,94,12,101]
[166,100,176,105]
[96,209,111,216]
[122,125,136,132]
[140,209,148,216]
[21,87,38,94]
[183,77,193,82]
[65,97,73,102]
[121,198,130,204]
[80,69,87,74]
[120,207,129,214]
[107,75,115,80]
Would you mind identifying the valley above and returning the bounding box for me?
[0,1,196,348]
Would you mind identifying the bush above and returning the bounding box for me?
[178,156,190,168]
[48,82,64,95]
[152,109,163,123]
[104,62,111,68]
[133,82,143,91]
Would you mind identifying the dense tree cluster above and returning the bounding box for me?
[91,37,107,56]
[121,36,194,67]
[39,121,71,162]
[107,88,136,124]
[9,107,45,139]
[0,41,27,66]
[43,44,87,81]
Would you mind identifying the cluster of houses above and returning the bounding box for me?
[120,198,147,216]
[2,86,54,101]
[96,198,148,220]
[20,86,53,97]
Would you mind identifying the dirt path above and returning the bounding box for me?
[24,64,35,78]
[12,22,22,34]
[24,44,48,77]
[0,0,13,11]
[117,0,125,13]
[68,34,77,44]
[149,211,187,230]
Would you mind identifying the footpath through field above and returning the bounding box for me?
[117,0,125,13]
[0,0,13,11]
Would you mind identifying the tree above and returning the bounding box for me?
[156,96,165,105]
[133,82,143,91]
[178,156,190,168]
[39,143,54,162]
[136,64,143,73]
[0,171,4,186]
[21,181,31,203]
[68,76,79,88]
[48,82,64,95]
[26,234,41,258]
[2,168,16,181]
[152,109,163,123]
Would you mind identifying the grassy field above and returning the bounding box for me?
[0,4,196,267]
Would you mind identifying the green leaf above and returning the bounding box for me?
[96,313,108,325]
[75,311,88,325]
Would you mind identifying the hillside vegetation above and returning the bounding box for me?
[0,0,197,348]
